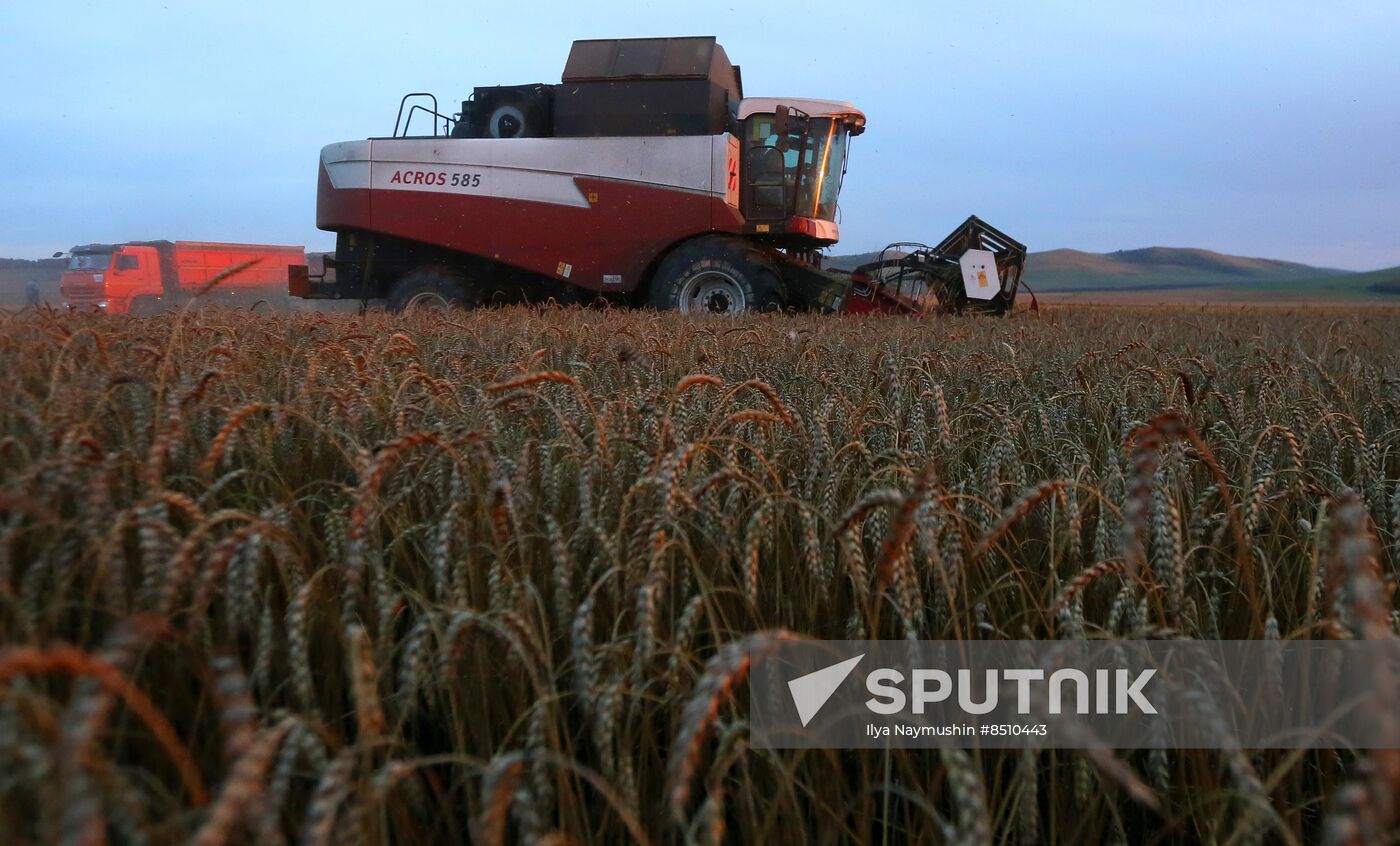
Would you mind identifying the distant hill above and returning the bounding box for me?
[1263,264,1400,299]
[825,250,895,271]
[827,246,1362,294]
[1021,247,1354,292]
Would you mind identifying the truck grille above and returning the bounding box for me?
[61,278,106,307]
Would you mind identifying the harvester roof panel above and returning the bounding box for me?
[737,98,866,133]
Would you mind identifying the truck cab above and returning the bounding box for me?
[59,243,163,314]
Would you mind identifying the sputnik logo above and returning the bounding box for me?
[788,654,864,726]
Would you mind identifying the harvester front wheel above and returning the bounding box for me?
[649,238,786,315]
[388,266,476,313]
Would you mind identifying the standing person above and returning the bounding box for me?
[24,276,41,308]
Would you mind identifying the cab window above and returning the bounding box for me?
[115,254,140,270]
[68,253,112,271]
[741,115,850,223]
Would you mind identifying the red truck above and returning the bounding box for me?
[59,241,304,314]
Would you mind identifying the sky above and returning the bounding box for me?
[1,0,1397,269]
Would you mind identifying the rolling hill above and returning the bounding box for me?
[1265,264,1400,298]
[1023,247,1354,292]
[828,245,1388,296]
[1024,247,1349,291]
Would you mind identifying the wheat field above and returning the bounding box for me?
[0,303,1397,845]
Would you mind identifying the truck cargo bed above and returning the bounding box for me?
[169,242,304,290]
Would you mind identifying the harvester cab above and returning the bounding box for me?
[291,35,1024,316]
[736,100,863,242]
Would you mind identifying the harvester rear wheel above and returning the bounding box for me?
[649,237,786,315]
[388,266,476,313]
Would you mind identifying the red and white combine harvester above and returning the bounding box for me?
[289,36,1026,315]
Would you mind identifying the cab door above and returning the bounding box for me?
[740,108,807,222]
[109,246,163,306]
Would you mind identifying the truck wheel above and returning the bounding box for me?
[649,238,786,315]
[387,266,476,313]
[129,296,165,316]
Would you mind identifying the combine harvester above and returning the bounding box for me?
[290,36,1025,315]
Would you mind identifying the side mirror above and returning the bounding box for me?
[52,251,64,258]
